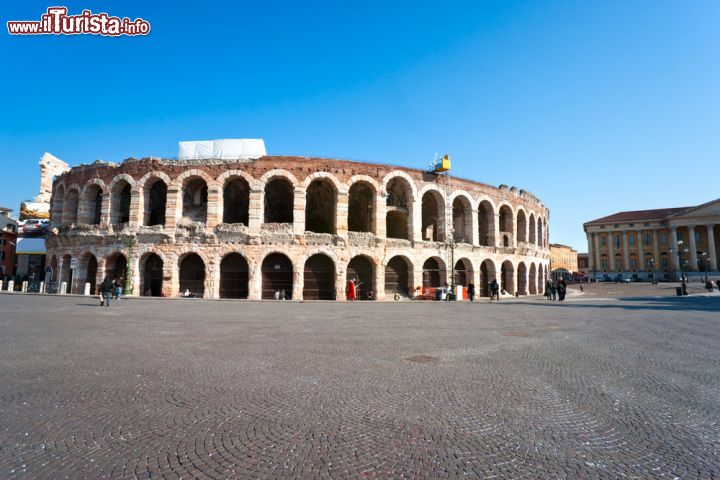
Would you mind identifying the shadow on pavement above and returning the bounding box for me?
[508,296,720,313]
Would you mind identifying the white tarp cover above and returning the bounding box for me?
[178,139,266,160]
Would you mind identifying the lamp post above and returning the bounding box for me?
[675,240,689,295]
[648,258,656,285]
[700,252,709,283]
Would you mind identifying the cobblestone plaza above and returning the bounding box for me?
[0,293,718,478]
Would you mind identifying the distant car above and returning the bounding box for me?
[22,219,49,234]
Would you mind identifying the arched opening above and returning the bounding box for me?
[516,210,527,244]
[529,214,536,245]
[499,205,514,247]
[303,254,335,300]
[454,258,473,287]
[262,253,293,299]
[111,181,132,225]
[529,263,537,294]
[538,264,544,293]
[64,189,80,225]
[501,260,514,295]
[179,253,205,297]
[105,253,128,284]
[145,179,167,226]
[348,182,375,233]
[85,254,98,295]
[517,262,527,295]
[220,253,249,299]
[385,256,411,297]
[305,179,336,234]
[538,218,544,248]
[264,178,294,224]
[82,184,103,225]
[480,260,495,297]
[385,177,412,239]
[182,178,208,223]
[61,254,73,293]
[477,200,495,246]
[142,253,164,297]
[347,256,374,300]
[421,191,445,242]
[223,178,249,225]
[52,186,64,226]
[452,196,472,243]
[422,257,445,288]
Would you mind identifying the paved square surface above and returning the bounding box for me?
[0,292,719,479]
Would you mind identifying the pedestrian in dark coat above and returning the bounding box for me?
[490,279,500,301]
[467,283,475,302]
[100,277,114,307]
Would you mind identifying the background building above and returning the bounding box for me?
[45,141,551,300]
[584,198,720,281]
[0,207,18,280]
[550,243,578,282]
[577,253,589,278]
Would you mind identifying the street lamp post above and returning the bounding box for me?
[648,258,656,285]
[676,240,689,295]
[700,252,709,283]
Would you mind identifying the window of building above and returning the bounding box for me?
[600,236,606,247]
[661,257,669,268]
[630,258,637,269]
[644,223,650,227]
[0,251,4,260]
[660,233,667,244]
[629,234,635,246]
[644,233,651,245]
[614,224,619,228]
[695,231,701,243]
[601,259,608,269]
[629,223,634,227]
[615,258,622,270]
[646,258,653,269]
[614,236,621,249]
[0,239,4,246]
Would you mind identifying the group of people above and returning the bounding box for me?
[273,289,290,300]
[99,277,124,307]
[706,279,720,293]
[545,279,567,301]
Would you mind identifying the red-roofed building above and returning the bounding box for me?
[583,199,720,281]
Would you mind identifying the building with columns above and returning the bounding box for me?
[45,149,551,300]
[583,198,720,281]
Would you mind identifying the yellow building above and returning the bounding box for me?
[583,198,720,281]
[550,243,578,281]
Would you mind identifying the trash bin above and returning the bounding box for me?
[676,287,682,296]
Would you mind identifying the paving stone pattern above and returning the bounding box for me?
[0,294,719,479]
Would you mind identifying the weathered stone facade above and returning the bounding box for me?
[46,155,551,300]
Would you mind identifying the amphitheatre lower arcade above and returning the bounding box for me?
[46,154,551,301]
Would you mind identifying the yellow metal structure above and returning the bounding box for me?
[433,154,451,173]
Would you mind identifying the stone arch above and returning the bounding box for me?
[348,180,376,233]
[516,209,527,244]
[479,259,497,297]
[263,176,295,224]
[49,255,59,283]
[180,175,209,224]
[451,193,473,243]
[140,251,165,297]
[258,169,300,188]
[178,252,206,297]
[80,180,106,225]
[477,199,496,246]
[305,177,337,234]
[139,172,171,227]
[105,251,128,283]
[109,175,134,225]
[77,252,98,295]
[220,252,249,299]
[385,175,415,240]
[422,256,447,288]
[529,263,537,294]
[347,255,375,300]
[454,257,473,287]
[384,255,413,298]
[421,189,446,242]
[381,170,418,199]
[61,254,73,293]
[498,204,514,247]
[222,176,250,225]
[63,186,81,225]
[261,252,294,299]
[501,259,515,295]
[303,253,336,300]
[529,213,537,245]
[517,261,527,295]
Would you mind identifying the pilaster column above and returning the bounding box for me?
[375,194,386,238]
[248,187,263,234]
[652,229,659,268]
[688,225,698,271]
[336,190,349,237]
[707,225,717,272]
[206,185,221,229]
[375,263,386,301]
[637,231,644,271]
[129,187,142,227]
[471,208,480,246]
[293,187,306,235]
[411,199,422,242]
[248,263,262,300]
[292,266,303,300]
[100,193,111,227]
[586,233,595,272]
[608,232,615,271]
[165,187,180,230]
[670,227,679,270]
[493,213,501,247]
[593,233,601,272]
[621,231,629,272]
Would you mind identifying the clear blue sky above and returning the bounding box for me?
[2,1,719,250]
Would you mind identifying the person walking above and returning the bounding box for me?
[490,279,500,301]
[100,277,114,307]
[706,280,714,293]
[545,280,553,300]
[550,281,557,301]
[557,280,566,301]
[114,277,123,300]
[467,283,475,302]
